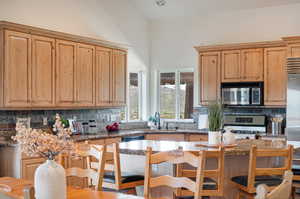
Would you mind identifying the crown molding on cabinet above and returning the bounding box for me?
[194,40,285,53]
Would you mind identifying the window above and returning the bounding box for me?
[158,70,194,120]
[121,72,143,121]
[129,73,139,120]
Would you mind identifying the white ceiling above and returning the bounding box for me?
[131,0,300,20]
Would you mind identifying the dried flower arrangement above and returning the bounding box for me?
[12,114,75,160]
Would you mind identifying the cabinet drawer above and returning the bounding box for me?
[105,137,121,144]
[145,134,185,141]
[188,134,208,141]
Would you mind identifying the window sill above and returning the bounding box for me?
[162,119,195,123]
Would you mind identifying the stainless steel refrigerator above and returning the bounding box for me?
[286,58,300,141]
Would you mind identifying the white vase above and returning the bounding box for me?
[208,131,222,145]
[34,160,66,199]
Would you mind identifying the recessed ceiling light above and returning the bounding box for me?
[156,0,166,7]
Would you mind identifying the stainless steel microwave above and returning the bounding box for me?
[221,82,263,106]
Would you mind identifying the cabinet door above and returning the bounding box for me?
[75,43,95,107]
[241,48,264,82]
[95,47,112,106]
[199,52,221,105]
[221,50,241,82]
[21,158,45,181]
[112,50,127,106]
[287,44,300,57]
[31,35,55,107]
[4,30,31,107]
[264,47,287,106]
[56,40,76,106]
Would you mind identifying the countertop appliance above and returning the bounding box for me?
[223,114,267,139]
[221,82,263,106]
[286,57,300,141]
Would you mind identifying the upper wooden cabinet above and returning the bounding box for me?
[221,48,263,82]
[75,43,95,107]
[56,40,77,107]
[241,48,264,82]
[199,52,221,105]
[221,50,241,82]
[112,50,127,106]
[264,47,287,106]
[4,30,31,108]
[95,47,113,106]
[196,41,287,107]
[31,35,55,107]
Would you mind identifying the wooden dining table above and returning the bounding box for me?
[0,177,144,199]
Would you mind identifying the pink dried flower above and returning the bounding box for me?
[12,114,75,160]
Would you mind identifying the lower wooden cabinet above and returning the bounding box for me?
[187,134,208,142]
[145,134,185,141]
[21,157,45,182]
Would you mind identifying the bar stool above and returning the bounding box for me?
[144,146,218,199]
[95,143,144,194]
[175,146,225,198]
[231,145,293,199]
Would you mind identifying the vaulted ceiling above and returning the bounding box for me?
[131,0,300,20]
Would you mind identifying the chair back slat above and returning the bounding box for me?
[144,147,206,199]
[150,175,196,191]
[150,150,200,167]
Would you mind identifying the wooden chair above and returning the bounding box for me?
[60,143,106,191]
[231,145,293,199]
[175,147,225,198]
[291,147,300,199]
[255,170,293,199]
[144,146,212,199]
[93,143,144,194]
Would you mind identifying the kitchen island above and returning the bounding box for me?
[117,139,287,199]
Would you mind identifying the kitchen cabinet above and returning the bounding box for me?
[221,50,241,82]
[0,21,128,110]
[95,47,113,106]
[75,43,95,107]
[4,30,31,108]
[222,49,263,82]
[56,40,77,107]
[21,157,45,182]
[241,48,264,82]
[145,134,185,141]
[31,35,55,107]
[112,50,127,106]
[188,134,208,141]
[199,52,221,105]
[264,47,287,106]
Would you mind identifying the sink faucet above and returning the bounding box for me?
[154,112,161,130]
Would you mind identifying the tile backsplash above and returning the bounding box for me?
[0,108,124,132]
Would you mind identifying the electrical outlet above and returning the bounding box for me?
[43,117,48,126]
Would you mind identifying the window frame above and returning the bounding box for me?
[157,69,194,122]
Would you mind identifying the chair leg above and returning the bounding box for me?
[292,186,296,199]
[236,191,241,199]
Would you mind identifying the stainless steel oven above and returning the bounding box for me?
[221,82,263,106]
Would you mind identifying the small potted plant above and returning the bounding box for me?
[208,101,223,145]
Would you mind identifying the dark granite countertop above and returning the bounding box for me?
[0,129,209,147]
[118,139,289,156]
